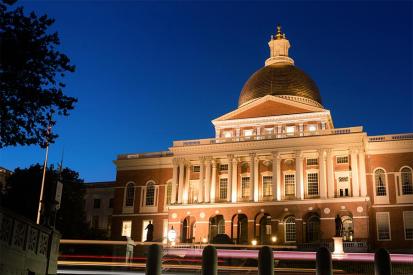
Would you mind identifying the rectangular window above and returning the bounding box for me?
[306,158,318,166]
[307,173,319,196]
[219,164,228,171]
[263,176,272,197]
[93,199,101,209]
[192,165,200,173]
[141,220,153,242]
[403,211,413,240]
[109,198,114,208]
[284,174,295,196]
[219,178,228,200]
[122,220,132,237]
[166,183,172,205]
[337,156,349,164]
[244,129,254,136]
[145,186,155,206]
[308,124,317,132]
[223,131,232,138]
[92,216,99,228]
[241,177,250,199]
[376,212,391,241]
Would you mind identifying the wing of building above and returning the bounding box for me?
[111,26,413,251]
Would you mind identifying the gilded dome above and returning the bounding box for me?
[238,64,322,107]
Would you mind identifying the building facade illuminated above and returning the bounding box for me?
[111,27,413,251]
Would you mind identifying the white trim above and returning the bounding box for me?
[372,204,413,208]
[113,212,168,217]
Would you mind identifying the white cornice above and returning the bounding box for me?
[366,139,413,155]
[168,196,369,210]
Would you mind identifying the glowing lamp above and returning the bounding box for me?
[167,226,177,242]
[271,236,277,243]
[202,237,208,243]
[251,239,257,246]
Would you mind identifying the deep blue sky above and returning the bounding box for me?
[1,1,412,182]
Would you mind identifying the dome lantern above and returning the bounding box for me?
[265,25,294,66]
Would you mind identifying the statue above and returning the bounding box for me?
[335,214,343,237]
[145,221,154,242]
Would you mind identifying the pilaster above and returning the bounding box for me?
[350,148,360,197]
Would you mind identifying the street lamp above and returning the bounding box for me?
[167,226,177,242]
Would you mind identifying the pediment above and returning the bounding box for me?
[213,95,325,122]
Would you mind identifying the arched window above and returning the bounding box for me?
[145,182,155,206]
[125,182,135,207]
[375,169,387,196]
[401,167,413,195]
[285,216,296,242]
[341,215,354,241]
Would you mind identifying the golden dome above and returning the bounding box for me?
[238,63,322,107]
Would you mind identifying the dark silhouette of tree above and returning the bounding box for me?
[1,164,106,239]
[0,1,76,148]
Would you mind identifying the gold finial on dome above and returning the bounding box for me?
[275,24,283,39]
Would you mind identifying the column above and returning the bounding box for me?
[319,149,327,199]
[227,155,233,202]
[254,157,259,202]
[171,159,178,204]
[358,149,368,197]
[204,158,211,203]
[350,149,360,197]
[177,159,185,203]
[295,151,304,199]
[199,158,205,202]
[249,153,255,201]
[183,162,190,204]
[231,157,238,203]
[272,152,280,201]
[326,149,335,198]
[215,129,220,138]
[210,160,217,203]
[299,123,304,136]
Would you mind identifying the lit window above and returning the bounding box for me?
[376,212,391,241]
[166,182,172,205]
[263,176,272,197]
[306,158,318,166]
[219,164,228,171]
[192,165,200,173]
[145,183,155,206]
[122,220,132,237]
[286,126,295,135]
[403,211,413,240]
[284,174,295,197]
[125,183,135,207]
[336,156,349,164]
[285,216,296,242]
[244,129,253,136]
[337,176,350,197]
[401,167,413,195]
[223,131,232,138]
[241,177,250,199]
[374,169,387,196]
[219,178,228,200]
[307,173,319,196]
[308,124,317,132]
[264,128,273,135]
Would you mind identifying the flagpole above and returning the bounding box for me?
[36,143,49,224]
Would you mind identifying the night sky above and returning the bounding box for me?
[1,1,412,182]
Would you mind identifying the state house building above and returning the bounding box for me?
[111,27,413,251]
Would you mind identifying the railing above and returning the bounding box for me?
[299,241,368,252]
[173,126,363,147]
[118,150,173,160]
[368,133,413,142]
[0,208,60,275]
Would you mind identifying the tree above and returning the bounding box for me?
[1,164,105,239]
[0,1,76,148]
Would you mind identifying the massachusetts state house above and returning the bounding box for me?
[110,27,413,251]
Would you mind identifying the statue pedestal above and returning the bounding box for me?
[332,237,344,255]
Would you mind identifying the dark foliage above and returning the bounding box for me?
[0,1,76,148]
[1,164,106,239]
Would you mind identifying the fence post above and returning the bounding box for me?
[202,245,217,275]
[145,244,162,275]
[374,248,392,275]
[258,246,274,275]
[316,246,332,275]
